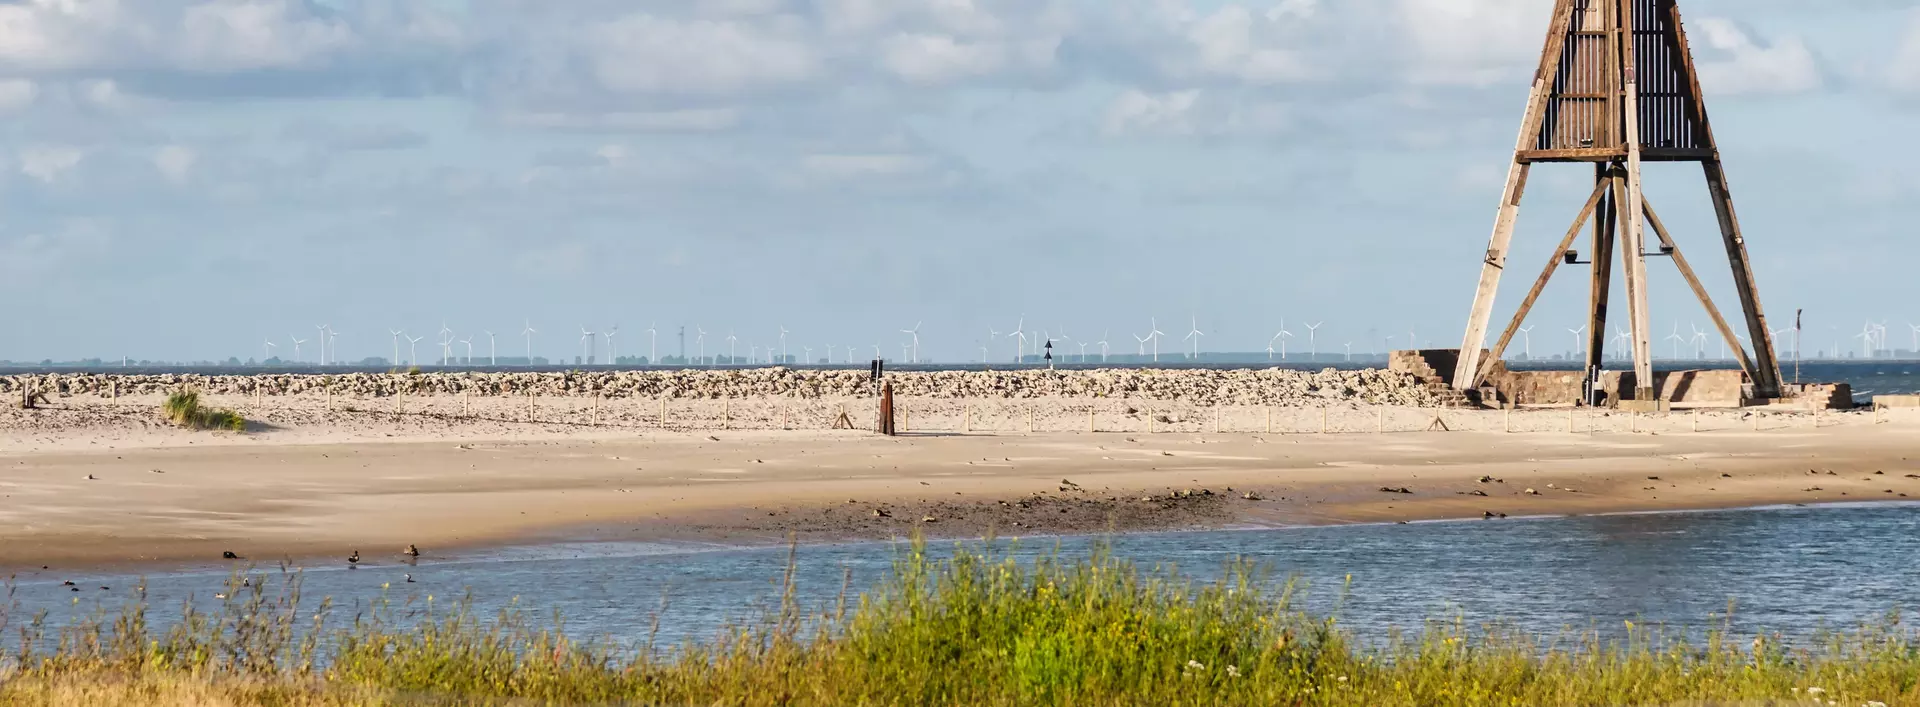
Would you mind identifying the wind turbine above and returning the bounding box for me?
[696,327,708,365]
[579,328,595,364]
[521,321,537,366]
[263,339,277,363]
[289,335,305,364]
[779,326,789,364]
[1183,316,1204,360]
[978,340,989,363]
[1610,327,1630,362]
[1665,323,1687,361]
[1690,323,1710,360]
[900,322,921,363]
[1343,342,1353,362]
[1268,321,1293,361]
[647,323,659,365]
[1008,318,1028,363]
[390,329,403,366]
[1910,322,1920,355]
[461,336,475,365]
[315,325,330,366]
[726,330,738,364]
[406,334,424,366]
[1305,322,1323,361]
[1147,318,1165,362]
[604,326,619,364]
[1856,325,1877,358]
[484,331,497,366]
[1568,325,1587,361]
[803,346,813,364]
[1133,332,1149,357]
[1098,331,1110,363]
[1517,326,1534,360]
[439,323,455,365]
[827,343,837,363]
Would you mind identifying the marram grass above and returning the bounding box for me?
[160,389,246,432]
[0,541,1914,706]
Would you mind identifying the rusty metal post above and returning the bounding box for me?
[878,382,896,435]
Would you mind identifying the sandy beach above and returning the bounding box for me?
[2,389,1916,571]
[3,386,1920,576]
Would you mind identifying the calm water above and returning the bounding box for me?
[12,503,1919,648]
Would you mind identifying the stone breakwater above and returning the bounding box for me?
[1,368,1443,407]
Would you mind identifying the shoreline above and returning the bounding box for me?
[1,399,1915,573]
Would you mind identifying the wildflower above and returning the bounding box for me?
[1807,687,1825,695]
[1225,665,1240,678]
[1182,660,1205,676]
[1338,676,1349,682]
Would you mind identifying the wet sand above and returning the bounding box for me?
[2,399,1917,571]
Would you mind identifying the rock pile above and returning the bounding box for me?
[1,367,1443,407]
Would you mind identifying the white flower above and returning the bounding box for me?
[1807,687,1825,695]
[1337,676,1349,682]
[1225,665,1240,678]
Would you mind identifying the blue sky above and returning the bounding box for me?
[1,0,1916,363]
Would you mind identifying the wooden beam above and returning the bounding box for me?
[1517,147,1714,163]
[1453,0,1580,391]
[1474,182,1610,387]
[1641,196,1758,381]
[1667,0,1784,397]
[1584,164,1617,372]
[1617,0,1655,400]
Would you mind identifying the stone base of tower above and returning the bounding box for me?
[1391,349,1855,410]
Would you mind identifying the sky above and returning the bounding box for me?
[1,0,1917,363]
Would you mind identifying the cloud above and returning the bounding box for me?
[0,219,110,287]
[1889,10,1920,93]
[18,145,84,182]
[282,119,429,151]
[1102,88,1291,138]
[586,14,823,97]
[0,79,39,114]
[1691,17,1820,96]
[0,0,466,98]
[153,144,196,184]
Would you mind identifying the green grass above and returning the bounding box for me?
[160,390,246,432]
[1,541,1915,705]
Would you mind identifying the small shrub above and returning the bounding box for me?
[161,390,247,432]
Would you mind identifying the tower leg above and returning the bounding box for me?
[1615,165,1655,400]
[1703,160,1783,398]
[1455,162,1531,390]
[1583,164,1617,373]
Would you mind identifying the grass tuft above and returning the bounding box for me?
[0,541,1915,705]
[160,390,246,432]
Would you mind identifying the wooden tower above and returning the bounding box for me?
[1452,0,1783,403]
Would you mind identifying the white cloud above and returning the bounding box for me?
[1103,88,1291,138]
[586,14,822,96]
[154,145,197,184]
[499,108,744,132]
[802,153,933,179]
[0,79,38,114]
[1395,0,1545,87]
[1104,88,1202,136]
[1886,10,1920,93]
[880,33,1008,84]
[18,145,84,183]
[1691,17,1820,97]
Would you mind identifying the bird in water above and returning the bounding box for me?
[404,573,415,583]
[347,550,361,568]
[222,551,240,560]
[403,544,420,558]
